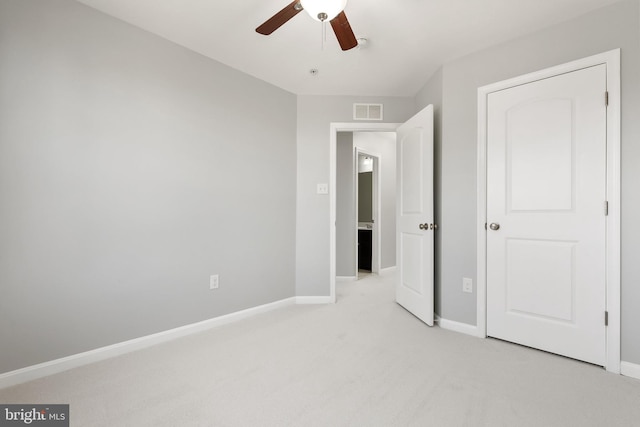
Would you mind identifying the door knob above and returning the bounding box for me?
[419,224,425,230]
[489,223,500,231]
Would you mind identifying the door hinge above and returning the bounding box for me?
[605,311,609,326]
[605,201,609,216]
[605,91,609,107]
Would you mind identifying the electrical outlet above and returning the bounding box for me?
[210,274,219,290]
[463,278,473,293]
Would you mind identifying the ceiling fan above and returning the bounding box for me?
[256,0,358,51]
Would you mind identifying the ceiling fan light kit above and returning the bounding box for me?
[300,0,348,21]
[256,0,358,51]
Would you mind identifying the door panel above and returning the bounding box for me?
[508,99,574,212]
[400,233,423,294]
[400,129,423,214]
[396,105,434,326]
[506,238,576,322]
[487,65,607,365]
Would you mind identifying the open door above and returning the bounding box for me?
[395,105,434,325]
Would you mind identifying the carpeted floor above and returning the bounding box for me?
[1,273,639,426]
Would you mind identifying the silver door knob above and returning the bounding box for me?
[489,223,500,231]
[419,224,425,230]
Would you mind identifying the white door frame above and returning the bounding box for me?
[476,49,621,373]
[355,148,381,276]
[330,122,400,303]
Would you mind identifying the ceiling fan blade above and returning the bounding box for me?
[330,11,358,51]
[256,1,303,35]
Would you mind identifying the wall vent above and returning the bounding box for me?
[353,103,383,121]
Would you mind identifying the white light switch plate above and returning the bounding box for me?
[463,278,473,293]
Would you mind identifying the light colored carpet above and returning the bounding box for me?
[1,273,639,426]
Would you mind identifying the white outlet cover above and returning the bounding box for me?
[317,183,329,194]
[210,274,219,290]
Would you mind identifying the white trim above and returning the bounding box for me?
[476,49,621,373]
[330,122,401,304]
[621,361,640,381]
[379,266,397,276]
[435,315,480,337]
[296,296,333,304]
[0,297,296,390]
[336,276,358,281]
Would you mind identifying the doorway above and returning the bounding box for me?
[476,49,621,372]
[356,150,379,278]
[336,132,393,280]
[330,123,399,303]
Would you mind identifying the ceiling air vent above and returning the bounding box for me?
[353,103,383,121]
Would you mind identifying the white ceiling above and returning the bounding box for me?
[75,0,622,97]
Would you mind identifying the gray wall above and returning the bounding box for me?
[414,0,640,364]
[0,0,297,374]
[336,132,355,276]
[296,96,415,296]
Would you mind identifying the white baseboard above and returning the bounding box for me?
[435,315,482,337]
[337,267,395,281]
[621,361,640,380]
[296,296,333,304]
[0,297,296,390]
[437,318,634,377]
[378,266,397,276]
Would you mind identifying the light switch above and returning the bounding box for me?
[317,183,329,194]
[463,278,473,293]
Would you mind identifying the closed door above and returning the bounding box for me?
[486,65,607,365]
[396,105,434,326]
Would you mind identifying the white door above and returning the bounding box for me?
[486,65,607,365]
[396,105,434,326]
